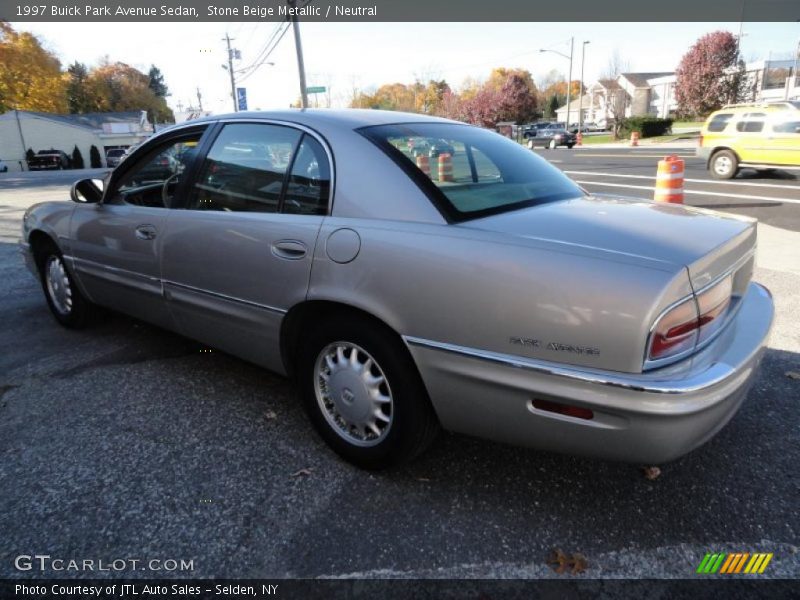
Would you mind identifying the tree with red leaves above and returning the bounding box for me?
[675,31,745,117]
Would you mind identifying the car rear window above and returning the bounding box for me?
[359,123,583,222]
[706,113,733,132]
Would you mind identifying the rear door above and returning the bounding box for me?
[161,121,332,372]
[733,112,768,163]
[70,126,208,329]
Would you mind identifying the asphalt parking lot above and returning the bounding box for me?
[0,167,798,580]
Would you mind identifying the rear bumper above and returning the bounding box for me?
[405,282,773,463]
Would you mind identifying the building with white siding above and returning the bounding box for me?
[0,110,155,172]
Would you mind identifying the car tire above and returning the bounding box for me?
[526,139,535,149]
[567,143,575,149]
[549,140,557,150]
[297,315,440,469]
[710,150,738,180]
[38,245,93,328]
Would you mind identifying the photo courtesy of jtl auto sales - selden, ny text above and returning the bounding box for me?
[1,1,799,599]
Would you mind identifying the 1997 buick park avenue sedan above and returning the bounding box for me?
[20,110,773,469]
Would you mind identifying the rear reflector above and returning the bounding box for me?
[532,399,594,420]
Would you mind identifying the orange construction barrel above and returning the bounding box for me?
[416,154,431,178]
[576,132,583,146]
[630,131,640,147]
[438,153,453,182]
[654,155,685,204]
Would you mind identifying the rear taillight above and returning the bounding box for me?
[647,275,733,363]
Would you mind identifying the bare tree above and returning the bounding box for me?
[601,48,632,79]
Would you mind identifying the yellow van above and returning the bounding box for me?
[698,101,800,179]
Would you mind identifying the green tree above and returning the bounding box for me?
[89,145,101,168]
[71,145,84,169]
[66,62,95,113]
[147,65,169,98]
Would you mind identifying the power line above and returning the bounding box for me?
[237,22,290,83]
[237,20,286,75]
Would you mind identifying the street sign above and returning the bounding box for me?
[306,86,326,94]
[236,87,247,111]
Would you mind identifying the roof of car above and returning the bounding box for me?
[180,108,460,131]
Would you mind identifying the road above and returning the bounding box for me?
[537,146,800,232]
[0,168,798,581]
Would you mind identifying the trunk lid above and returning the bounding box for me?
[459,194,756,289]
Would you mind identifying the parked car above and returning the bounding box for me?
[0,159,8,173]
[522,122,555,139]
[526,127,577,149]
[698,101,800,180]
[582,122,605,132]
[408,137,456,157]
[20,110,773,469]
[27,149,71,171]
[105,148,128,168]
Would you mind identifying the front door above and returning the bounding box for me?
[161,122,332,372]
[765,113,800,166]
[70,129,207,329]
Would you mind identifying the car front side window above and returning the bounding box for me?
[108,133,204,208]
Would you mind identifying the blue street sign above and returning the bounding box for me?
[236,88,247,111]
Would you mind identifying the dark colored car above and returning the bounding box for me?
[522,122,556,139]
[408,137,456,157]
[526,128,577,149]
[27,150,71,171]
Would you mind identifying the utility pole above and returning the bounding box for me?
[196,87,203,111]
[579,41,590,131]
[288,0,308,108]
[223,33,238,112]
[14,109,28,170]
[565,37,574,131]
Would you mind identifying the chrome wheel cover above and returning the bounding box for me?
[714,155,733,175]
[314,342,393,447]
[45,255,72,315]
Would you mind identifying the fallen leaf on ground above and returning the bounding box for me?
[264,410,277,420]
[291,468,312,478]
[786,371,800,380]
[547,548,588,575]
[642,466,662,480]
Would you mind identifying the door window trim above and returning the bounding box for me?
[102,124,213,207]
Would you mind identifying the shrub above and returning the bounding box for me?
[617,116,674,138]
[89,145,102,168]
[71,145,85,169]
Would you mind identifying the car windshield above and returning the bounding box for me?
[360,123,583,222]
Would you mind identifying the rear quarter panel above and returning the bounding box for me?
[308,218,692,374]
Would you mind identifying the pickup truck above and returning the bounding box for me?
[27,150,70,171]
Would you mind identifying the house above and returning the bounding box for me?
[561,73,678,126]
[0,110,155,171]
[554,95,592,126]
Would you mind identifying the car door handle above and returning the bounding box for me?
[135,225,157,241]
[271,240,307,260]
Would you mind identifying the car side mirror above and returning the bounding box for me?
[70,178,104,204]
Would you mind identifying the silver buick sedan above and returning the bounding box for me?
[20,110,774,469]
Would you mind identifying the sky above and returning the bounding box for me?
[11,21,800,116]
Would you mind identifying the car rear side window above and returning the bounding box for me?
[359,123,583,222]
[772,119,800,134]
[282,135,330,215]
[735,113,765,133]
[706,113,733,132]
[188,123,301,213]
